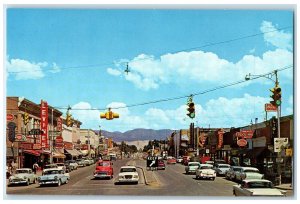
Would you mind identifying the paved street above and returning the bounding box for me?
[5,158,293,198]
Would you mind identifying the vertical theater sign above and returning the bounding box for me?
[40,100,49,149]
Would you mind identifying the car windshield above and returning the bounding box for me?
[219,165,230,168]
[189,163,199,166]
[57,164,64,166]
[45,165,57,169]
[201,166,212,169]
[16,170,29,174]
[248,181,273,188]
[120,168,136,173]
[244,169,259,173]
[98,162,110,167]
[44,170,62,175]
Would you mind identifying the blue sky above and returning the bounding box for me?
[5,8,294,132]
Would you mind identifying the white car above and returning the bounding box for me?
[8,168,36,186]
[233,179,286,197]
[117,166,139,184]
[195,164,216,180]
[43,164,58,173]
[176,157,183,163]
[235,167,264,182]
[214,163,231,176]
[55,163,66,171]
[185,162,200,174]
[65,160,78,170]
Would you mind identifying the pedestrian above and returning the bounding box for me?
[33,162,39,174]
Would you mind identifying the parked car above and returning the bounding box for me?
[63,162,72,173]
[167,157,176,164]
[65,160,78,170]
[8,168,36,186]
[233,179,286,197]
[205,160,214,165]
[235,167,264,182]
[185,162,200,174]
[55,163,66,172]
[213,159,226,167]
[43,164,58,173]
[214,164,231,176]
[94,160,114,179]
[195,164,216,180]
[76,159,85,167]
[117,166,139,184]
[225,166,242,181]
[83,159,91,166]
[38,168,70,187]
[157,160,166,170]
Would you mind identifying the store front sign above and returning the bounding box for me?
[40,100,49,148]
[252,136,266,148]
[237,139,247,147]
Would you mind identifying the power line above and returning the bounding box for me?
[54,65,293,111]
[7,26,292,74]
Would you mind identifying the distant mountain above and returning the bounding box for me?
[96,128,174,142]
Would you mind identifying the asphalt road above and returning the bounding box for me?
[5,158,293,198]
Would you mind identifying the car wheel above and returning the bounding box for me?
[57,180,61,186]
[65,179,69,184]
[212,177,215,181]
[233,190,236,196]
[196,175,199,179]
[26,180,30,186]
[33,178,36,184]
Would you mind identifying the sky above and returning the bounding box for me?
[4,7,294,132]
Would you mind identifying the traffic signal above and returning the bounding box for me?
[100,108,120,120]
[66,113,73,127]
[270,85,282,106]
[187,102,195,119]
[270,116,278,139]
[24,113,29,125]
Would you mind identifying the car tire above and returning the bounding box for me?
[196,175,199,179]
[65,179,69,184]
[57,180,61,186]
[33,178,36,184]
[212,177,215,181]
[26,180,30,186]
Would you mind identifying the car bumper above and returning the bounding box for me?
[8,180,27,185]
[94,174,111,178]
[118,178,139,183]
[157,166,165,170]
[39,180,59,185]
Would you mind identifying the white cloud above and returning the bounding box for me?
[6,58,61,80]
[107,68,121,76]
[260,21,292,50]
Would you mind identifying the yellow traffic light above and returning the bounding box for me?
[100,108,120,120]
[24,113,29,125]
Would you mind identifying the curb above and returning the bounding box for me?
[136,166,148,185]
[274,186,293,191]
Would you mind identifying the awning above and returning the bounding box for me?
[74,149,83,155]
[53,149,66,158]
[23,149,41,156]
[80,150,89,156]
[37,150,51,154]
[6,147,18,157]
[64,149,79,157]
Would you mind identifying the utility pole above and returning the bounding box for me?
[50,108,54,164]
[275,70,282,186]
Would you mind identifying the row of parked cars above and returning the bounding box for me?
[181,158,287,197]
[8,158,96,187]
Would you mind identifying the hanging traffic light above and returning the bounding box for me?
[187,101,195,119]
[24,113,29,125]
[274,86,282,106]
[66,113,73,127]
[270,87,276,106]
[270,116,278,139]
[100,108,120,120]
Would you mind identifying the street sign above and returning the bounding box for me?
[265,103,277,112]
[7,114,14,121]
[147,156,158,168]
[274,138,288,152]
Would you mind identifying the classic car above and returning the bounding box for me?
[94,160,114,179]
[76,159,85,167]
[235,167,264,182]
[204,160,214,165]
[117,166,139,184]
[195,164,216,180]
[225,166,242,181]
[55,163,66,171]
[157,160,166,170]
[8,168,36,186]
[233,179,287,196]
[38,168,70,186]
[176,156,183,163]
[214,163,231,176]
[43,164,58,173]
[167,157,177,164]
[65,160,79,170]
[185,162,200,174]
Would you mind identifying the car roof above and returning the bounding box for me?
[120,166,136,169]
[43,168,62,171]
[243,179,272,183]
[241,167,259,170]
[16,168,31,171]
[200,164,213,167]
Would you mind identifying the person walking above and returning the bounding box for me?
[33,162,39,174]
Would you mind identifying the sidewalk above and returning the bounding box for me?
[274,183,293,191]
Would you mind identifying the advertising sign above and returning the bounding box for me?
[40,100,49,148]
[7,114,14,121]
[265,103,277,112]
[237,139,247,147]
[217,130,224,149]
[64,142,73,150]
[15,133,27,142]
[235,130,253,139]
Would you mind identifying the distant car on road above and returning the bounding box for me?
[176,156,183,163]
[214,164,231,176]
[167,157,176,164]
[185,162,200,174]
[38,168,70,187]
[94,160,114,179]
[195,164,216,180]
[235,167,264,182]
[8,168,36,186]
[157,160,166,170]
[205,160,214,165]
[233,179,286,197]
[117,166,139,184]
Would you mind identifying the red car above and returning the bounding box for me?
[167,157,176,164]
[93,160,113,179]
[157,160,166,170]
